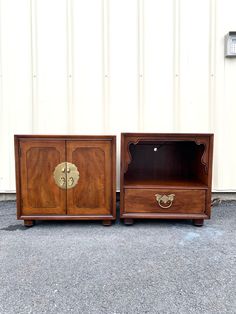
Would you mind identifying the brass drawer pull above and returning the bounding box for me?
[155,194,175,209]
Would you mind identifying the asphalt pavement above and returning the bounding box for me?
[0,201,235,314]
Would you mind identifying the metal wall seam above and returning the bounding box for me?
[30,0,38,133]
[0,0,3,165]
[0,0,2,114]
[209,0,217,188]
[138,0,144,131]
[67,0,73,133]
[173,0,180,131]
[103,0,110,132]
[0,0,10,189]
[209,0,216,132]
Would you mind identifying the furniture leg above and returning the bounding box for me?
[102,220,112,226]
[193,219,204,227]
[24,220,35,227]
[124,218,134,226]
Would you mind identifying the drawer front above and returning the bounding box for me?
[124,189,206,214]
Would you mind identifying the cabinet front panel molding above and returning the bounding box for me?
[20,140,66,215]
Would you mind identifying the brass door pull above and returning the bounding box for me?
[155,194,175,209]
[53,162,79,189]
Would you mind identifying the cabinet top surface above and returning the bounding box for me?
[122,133,214,142]
[15,135,116,140]
[122,133,213,137]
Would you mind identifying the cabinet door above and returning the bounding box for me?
[19,140,66,215]
[66,140,112,215]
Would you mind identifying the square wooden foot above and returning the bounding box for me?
[193,219,204,227]
[124,218,134,226]
[102,220,112,226]
[24,220,35,227]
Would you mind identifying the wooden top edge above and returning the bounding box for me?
[14,134,116,140]
[121,133,214,137]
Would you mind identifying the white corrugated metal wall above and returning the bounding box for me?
[0,0,236,192]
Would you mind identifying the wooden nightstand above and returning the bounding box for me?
[120,133,213,226]
[15,135,116,226]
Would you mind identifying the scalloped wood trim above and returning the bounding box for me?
[124,138,140,173]
[195,137,209,174]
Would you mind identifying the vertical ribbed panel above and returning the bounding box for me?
[179,0,210,132]
[0,0,235,191]
[0,0,32,191]
[66,0,73,133]
[214,0,236,191]
[31,0,37,132]
[173,0,180,131]
[72,0,104,134]
[143,0,175,132]
[102,0,110,132]
[138,0,144,131]
[35,0,68,134]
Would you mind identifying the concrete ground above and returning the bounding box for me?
[0,201,235,314]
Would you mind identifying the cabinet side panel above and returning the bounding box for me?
[206,134,214,217]
[120,134,125,217]
[14,136,21,219]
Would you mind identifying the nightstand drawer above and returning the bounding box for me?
[124,189,206,214]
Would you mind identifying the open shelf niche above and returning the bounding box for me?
[124,140,208,189]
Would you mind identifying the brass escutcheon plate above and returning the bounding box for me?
[53,162,80,189]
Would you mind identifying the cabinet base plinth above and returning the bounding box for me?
[102,220,112,226]
[24,220,35,227]
[124,218,134,225]
[193,219,204,227]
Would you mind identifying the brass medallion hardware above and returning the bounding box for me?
[53,162,79,189]
[155,194,175,209]
[66,163,79,189]
[53,162,67,189]
[68,177,74,186]
[59,176,66,187]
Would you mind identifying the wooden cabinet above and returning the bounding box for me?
[120,133,213,226]
[15,135,116,226]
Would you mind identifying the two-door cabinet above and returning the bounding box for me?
[120,133,213,226]
[15,135,116,226]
